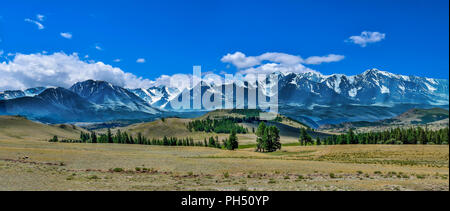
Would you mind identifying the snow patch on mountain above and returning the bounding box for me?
[348,88,358,97]
[0,87,46,100]
[424,83,437,92]
[426,78,437,85]
[380,85,390,94]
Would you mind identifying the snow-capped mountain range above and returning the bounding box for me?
[0,69,448,125]
[130,85,181,108]
[0,87,47,100]
[0,80,160,123]
[70,80,159,114]
[276,68,448,106]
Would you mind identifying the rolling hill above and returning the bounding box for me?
[95,109,331,144]
[319,108,449,132]
[0,115,88,141]
[93,117,262,143]
[388,108,449,125]
[196,109,310,129]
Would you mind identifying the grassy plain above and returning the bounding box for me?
[0,138,448,191]
[1,114,448,191]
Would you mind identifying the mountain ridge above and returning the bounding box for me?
[0,69,448,124]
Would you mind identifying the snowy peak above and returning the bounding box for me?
[300,71,325,82]
[362,68,384,76]
[70,80,120,102]
[362,68,394,77]
[70,80,158,114]
[130,88,156,104]
[36,87,96,110]
[0,90,26,100]
[25,87,47,96]
[146,69,448,110]
[38,87,81,100]
[0,87,46,100]
[298,68,450,105]
[361,68,411,81]
[0,69,448,115]
[130,85,180,108]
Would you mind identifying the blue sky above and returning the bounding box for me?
[0,0,448,87]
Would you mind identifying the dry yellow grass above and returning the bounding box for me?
[0,138,448,191]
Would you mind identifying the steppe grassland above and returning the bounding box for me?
[0,138,448,191]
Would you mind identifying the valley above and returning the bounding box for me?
[0,108,448,191]
[321,108,449,133]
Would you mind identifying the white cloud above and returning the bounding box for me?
[113,59,121,62]
[36,14,45,21]
[220,52,303,69]
[258,52,303,65]
[24,18,44,30]
[60,32,72,39]
[221,52,261,69]
[0,52,156,91]
[95,45,103,51]
[239,63,317,75]
[304,54,345,65]
[153,74,190,90]
[347,31,386,47]
[221,51,344,74]
[136,58,146,63]
[151,73,211,91]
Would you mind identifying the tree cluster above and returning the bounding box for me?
[187,117,248,134]
[222,129,239,150]
[299,128,313,145]
[320,127,449,145]
[255,122,281,152]
[53,129,223,148]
